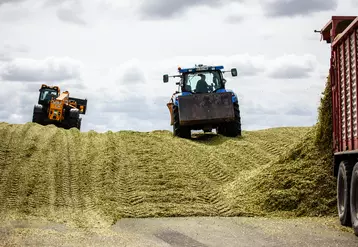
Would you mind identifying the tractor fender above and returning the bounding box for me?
[216,89,238,103]
[172,92,192,107]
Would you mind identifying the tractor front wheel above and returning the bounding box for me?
[173,105,191,139]
[32,105,45,125]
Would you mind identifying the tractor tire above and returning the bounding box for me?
[216,125,226,136]
[32,105,45,125]
[173,105,191,139]
[337,161,353,226]
[219,102,241,137]
[350,162,358,235]
[66,108,80,129]
[77,118,82,130]
[68,118,80,129]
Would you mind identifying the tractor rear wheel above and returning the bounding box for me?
[337,161,353,226]
[173,105,191,139]
[350,162,358,235]
[67,109,80,130]
[218,102,241,137]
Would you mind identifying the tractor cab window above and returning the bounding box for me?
[40,89,58,101]
[183,70,224,93]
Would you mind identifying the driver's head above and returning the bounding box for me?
[199,74,206,80]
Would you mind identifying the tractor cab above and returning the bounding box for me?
[164,64,237,94]
[38,84,60,105]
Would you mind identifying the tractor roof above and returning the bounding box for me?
[178,64,224,73]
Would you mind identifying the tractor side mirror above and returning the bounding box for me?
[231,68,238,77]
[163,74,169,83]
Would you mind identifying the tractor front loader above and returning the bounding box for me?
[32,84,87,130]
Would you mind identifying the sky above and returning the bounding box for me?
[0,0,357,133]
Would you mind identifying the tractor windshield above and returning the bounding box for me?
[40,89,58,101]
[183,70,224,93]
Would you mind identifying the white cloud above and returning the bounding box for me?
[266,54,319,79]
[0,0,355,133]
[138,0,221,19]
[261,0,338,17]
[0,57,83,82]
[0,0,26,6]
[54,0,87,25]
[56,8,86,25]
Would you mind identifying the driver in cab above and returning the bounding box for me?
[195,74,209,93]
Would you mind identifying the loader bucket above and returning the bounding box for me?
[178,92,235,125]
[167,102,174,125]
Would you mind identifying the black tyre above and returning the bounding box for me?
[66,108,80,129]
[220,102,241,137]
[32,105,45,124]
[78,118,82,130]
[173,105,191,139]
[68,117,80,129]
[216,125,226,136]
[337,161,353,226]
[350,162,358,235]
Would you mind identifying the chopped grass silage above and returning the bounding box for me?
[0,121,312,227]
[224,75,336,218]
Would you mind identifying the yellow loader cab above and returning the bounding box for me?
[32,84,87,130]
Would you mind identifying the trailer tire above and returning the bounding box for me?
[337,161,353,226]
[173,105,191,139]
[222,102,241,137]
[350,162,358,235]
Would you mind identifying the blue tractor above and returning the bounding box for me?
[164,64,241,139]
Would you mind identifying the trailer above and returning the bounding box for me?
[318,16,358,235]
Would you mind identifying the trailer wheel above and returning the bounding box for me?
[337,161,353,226]
[350,162,358,235]
[222,102,241,137]
[173,105,191,139]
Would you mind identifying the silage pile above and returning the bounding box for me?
[0,76,335,226]
[223,75,335,217]
[0,122,310,227]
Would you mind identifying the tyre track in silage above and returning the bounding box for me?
[72,130,98,212]
[53,129,70,208]
[0,123,16,211]
[121,133,211,217]
[192,156,234,216]
[1,123,33,210]
[64,129,81,209]
[108,132,145,218]
[96,131,133,218]
[28,125,60,213]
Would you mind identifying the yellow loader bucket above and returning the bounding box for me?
[167,102,174,125]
